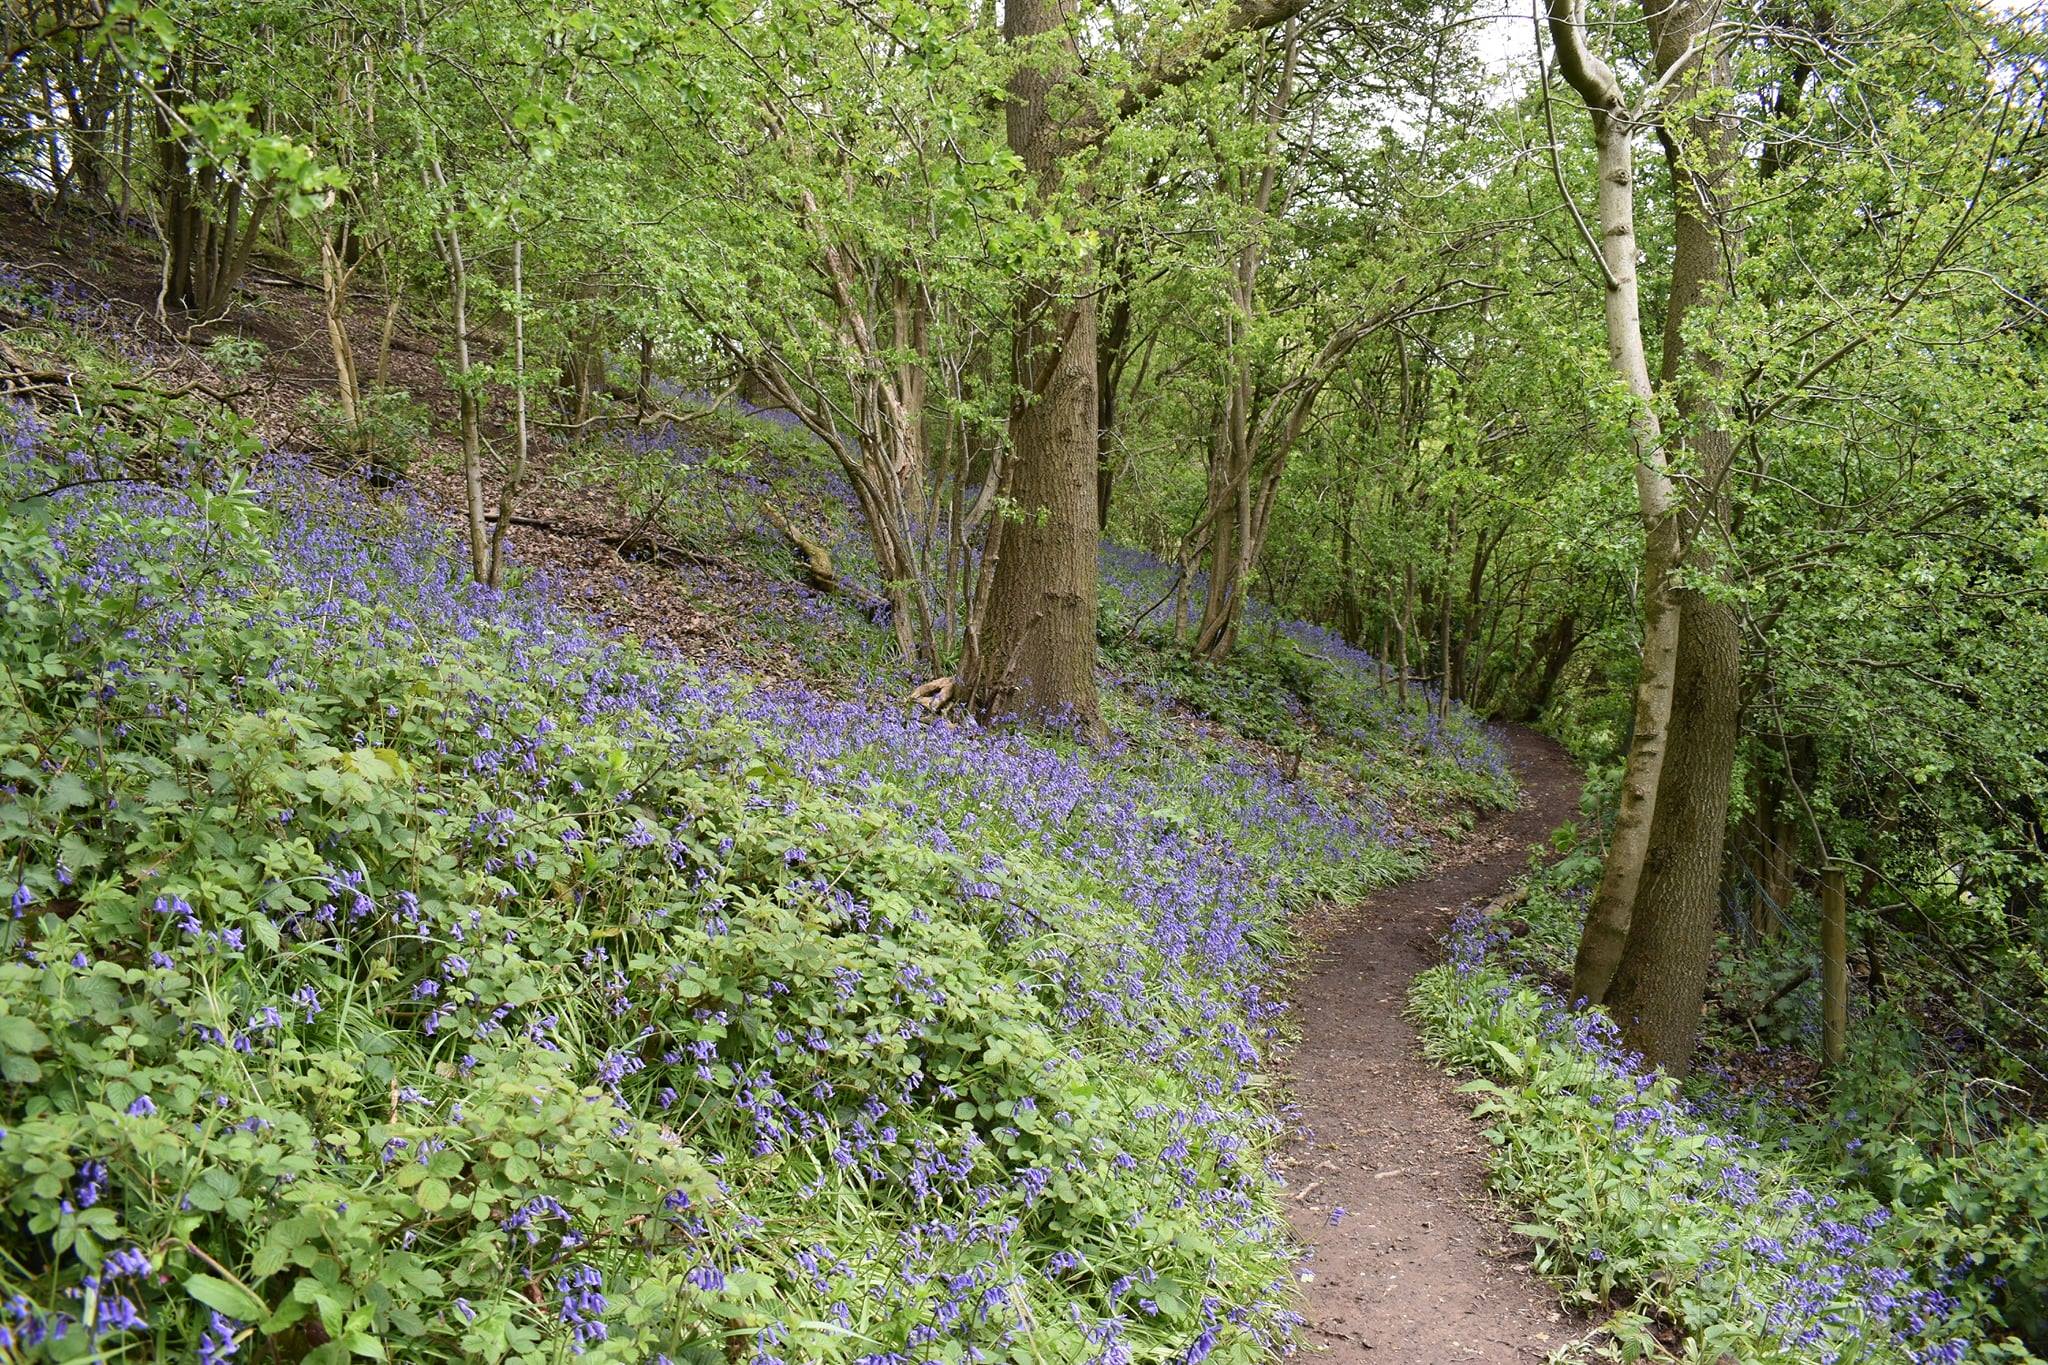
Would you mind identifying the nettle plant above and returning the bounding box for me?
[0,404,1403,1362]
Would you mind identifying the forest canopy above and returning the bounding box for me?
[1,0,2045,1359]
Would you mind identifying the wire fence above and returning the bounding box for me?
[1714,828,2048,1098]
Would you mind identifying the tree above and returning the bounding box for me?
[946,0,1105,731]
[961,0,1311,727]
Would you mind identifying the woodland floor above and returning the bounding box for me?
[1282,728,1583,1362]
[2,203,1589,1359]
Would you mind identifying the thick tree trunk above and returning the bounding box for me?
[967,0,1102,731]
[1601,590,1741,1072]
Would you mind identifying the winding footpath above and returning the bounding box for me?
[1282,728,1582,1362]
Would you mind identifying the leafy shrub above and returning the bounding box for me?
[297,387,434,479]
[0,402,1407,1362]
[202,334,269,379]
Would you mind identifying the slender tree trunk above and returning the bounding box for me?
[1095,240,1135,529]
[1548,0,1684,1007]
[636,333,655,418]
[1192,19,1302,660]
[485,232,529,589]
[319,233,361,435]
[1439,506,1456,717]
[436,211,489,583]
[1396,563,1414,706]
[1764,805,1796,933]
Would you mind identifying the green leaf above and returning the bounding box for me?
[0,1015,49,1053]
[44,772,91,809]
[186,1272,270,1323]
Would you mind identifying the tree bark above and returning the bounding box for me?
[433,200,489,584]
[967,0,1103,731]
[1599,0,1744,1071]
[1095,237,1136,529]
[1547,0,1684,1008]
[485,232,530,589]
[1191,19,1302,660]
[1601,589,1741,1071]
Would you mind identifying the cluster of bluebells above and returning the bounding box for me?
[0,401,1437,1362]
[1429,908,1981,1365]
[1097,543,1511,793]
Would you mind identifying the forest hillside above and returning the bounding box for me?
[2,1,2045,1363]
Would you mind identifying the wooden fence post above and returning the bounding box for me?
[1821,864,1848,1069]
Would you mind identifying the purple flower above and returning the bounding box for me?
[198,1311,240,1365]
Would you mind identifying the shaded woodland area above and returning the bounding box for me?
[1,0,2045,1360]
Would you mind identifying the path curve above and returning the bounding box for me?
[1281,726,1581,1362]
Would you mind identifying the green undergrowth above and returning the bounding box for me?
[0,358,1418,1362]
[550,400,1516,819]
[1095,557,1514,817]
[1410,834,2044,1364]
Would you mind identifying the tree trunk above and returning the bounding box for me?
[485,233,530,589]
[1549,0,1684,1007]
[1603,577,1743,1056]
[636,333,656,418]
[1520,611,1579,722]
[1191,20,1302,661]
[1596,0,1745,1065]
[967,0,1102,731]
[1095,240,1135,529]
[319,232,361,432]
[436,211,489,584]
[1600,590,1741,1072]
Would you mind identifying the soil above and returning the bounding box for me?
[1282,725,1584,1362]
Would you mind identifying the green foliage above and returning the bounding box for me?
[0,395,1416,1359]
[1432,847,2048,1361]
[201,334,267,379]
[1411,944,2039,1364]
[1099,614,1514,814]
[296,387,436,479]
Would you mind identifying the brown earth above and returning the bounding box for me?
[1282,726,1583,1362]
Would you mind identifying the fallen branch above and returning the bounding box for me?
[482,511,727,574]
[910,675,956,713]
[757,500,838,593]
[1748,966,1815,1022]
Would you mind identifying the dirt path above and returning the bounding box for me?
[1280,727,1581,1362]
